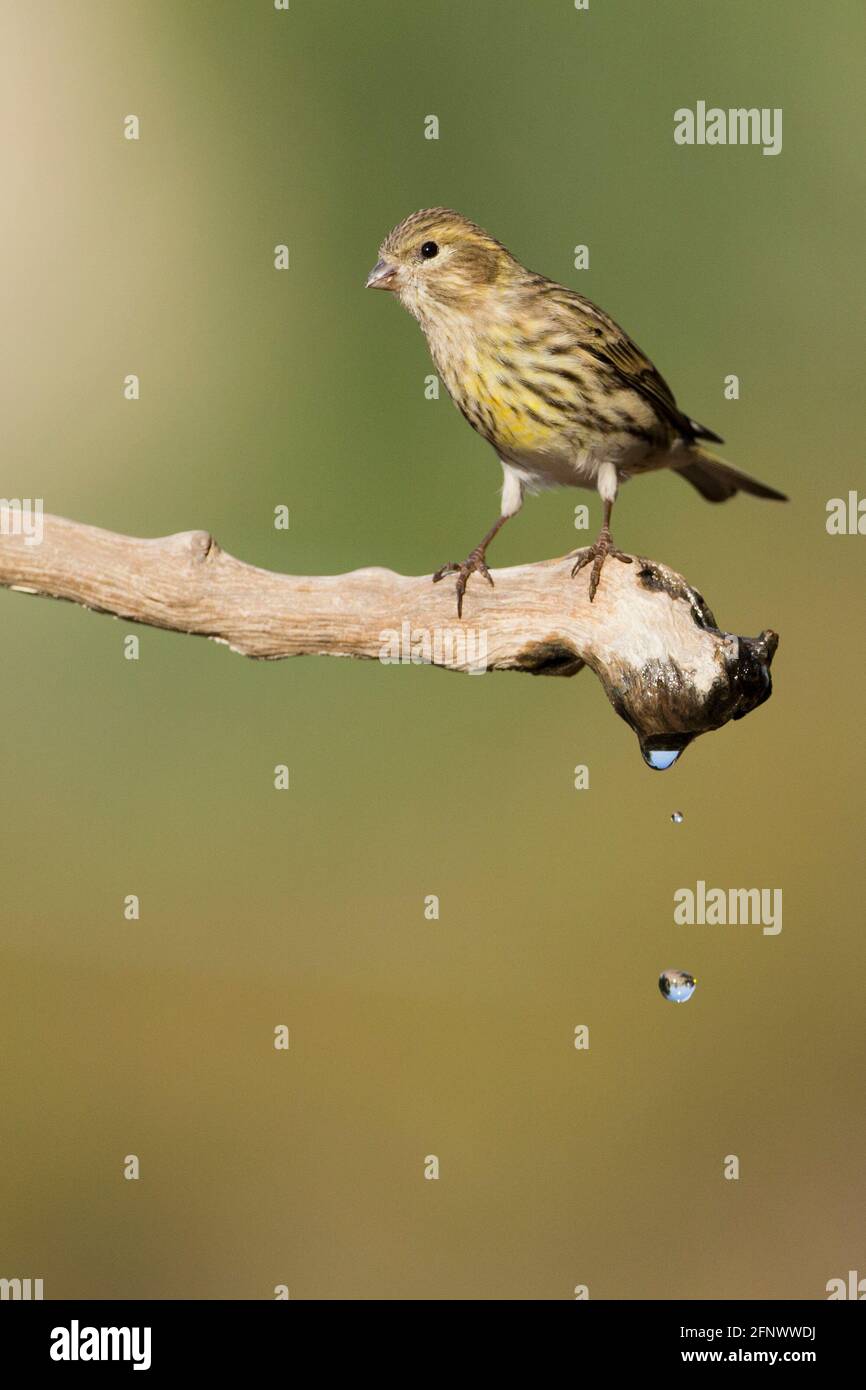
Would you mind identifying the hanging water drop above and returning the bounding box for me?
[644,747,682,771]
[659,969,696,1003]
[639,733,694,770]
[671,811,684,824]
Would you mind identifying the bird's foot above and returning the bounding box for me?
[432,545,494,619]
[571,529,632,602]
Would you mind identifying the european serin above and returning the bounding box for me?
[366,208,786,616]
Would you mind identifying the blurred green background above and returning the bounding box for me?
[1,0,864,1300]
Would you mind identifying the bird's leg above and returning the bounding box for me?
[432,513,510,620]
[571,496,632,602]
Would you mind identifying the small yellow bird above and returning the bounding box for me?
[366,208,786,616]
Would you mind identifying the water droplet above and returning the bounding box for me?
[659,969,697,1003]
[639,733,694,770]
[644,747,681,771]
[671,811,684,824]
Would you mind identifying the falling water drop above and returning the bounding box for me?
[671,811,684,824]
[658,969,697,1003]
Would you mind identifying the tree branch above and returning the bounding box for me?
[0,510,778,767]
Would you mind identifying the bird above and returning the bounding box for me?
[365,208,786,617]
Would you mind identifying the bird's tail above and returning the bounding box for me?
[675,447,788,503]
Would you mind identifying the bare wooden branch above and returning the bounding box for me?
[0,510,778,766]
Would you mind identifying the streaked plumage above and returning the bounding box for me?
[366,208,786,614]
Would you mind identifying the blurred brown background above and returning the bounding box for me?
[1,0,864,1299]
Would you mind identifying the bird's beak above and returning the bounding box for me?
[365,258,399,291]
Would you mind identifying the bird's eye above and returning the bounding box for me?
[420,241,439,259]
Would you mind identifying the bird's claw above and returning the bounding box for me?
[571,530,632,602]
[432,547,494,619]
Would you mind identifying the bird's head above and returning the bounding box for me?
[365,208,515,322]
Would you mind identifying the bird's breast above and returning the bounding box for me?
[427,320,576,456]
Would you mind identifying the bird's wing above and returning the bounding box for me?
[549,286,697,441]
